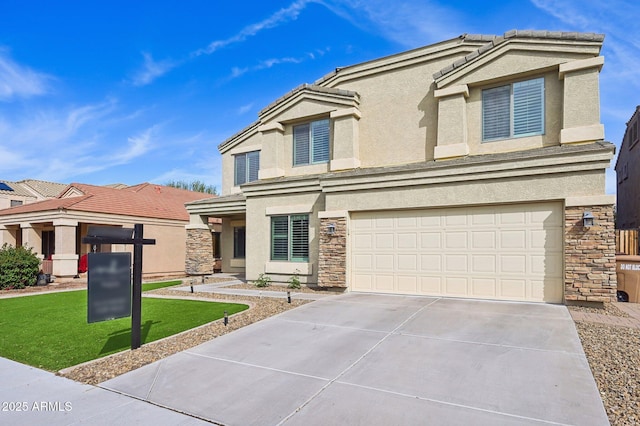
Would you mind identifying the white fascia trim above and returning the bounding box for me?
[318,210,348,219]
[434,84,469,99]
[565,195,615,207]
[265,204,314,216]
[560,124,605,145]
[330,157,361,171]
[229,144,262,156]
[559,56,604,79]
[434,143,470,160]
[258,122,284,133]
[330,107,362,119]
[185,224,211,230]
[52,219,78,227]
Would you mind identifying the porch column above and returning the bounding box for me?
[185,214,213,275]
[52,219,79,277]
[20,223,42,256]
[0,225,17,247]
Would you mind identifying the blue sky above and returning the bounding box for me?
[0,0,637,195]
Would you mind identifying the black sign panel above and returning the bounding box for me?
[87,253,132,323]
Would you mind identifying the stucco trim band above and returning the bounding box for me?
[565,195,615,207]
[434,84,469,99]
[434,142,470,160]
[330,107,362,119]
[318,210,348,219]
[330,158,361,171]
[559,56,604,79]
[560,124,605,145]
[265,204,314,216]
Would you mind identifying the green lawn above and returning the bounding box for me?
[0,288,248,371]
[141,280,182,292]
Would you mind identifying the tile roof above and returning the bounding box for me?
[0,181,36,197]
[432,30,605,80]
[18,179,68,197]
[0,182,214,221]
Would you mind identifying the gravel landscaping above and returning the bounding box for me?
[571,306,640,425]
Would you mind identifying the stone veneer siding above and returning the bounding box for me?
[185,228,214,275]
[318,217,347,288]
[564,204,617,303]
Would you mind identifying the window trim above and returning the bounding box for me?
[270,214,309,262]
[293,119,330,166]
[482,77,545,142]
[234,150,260,186]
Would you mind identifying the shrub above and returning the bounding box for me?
[253,273,271,288]
[287,270,301,289]
[0,244,41,290]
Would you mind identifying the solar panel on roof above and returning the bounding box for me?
[0,182,14,191]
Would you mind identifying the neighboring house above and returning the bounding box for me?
[186,30,616,305]
[615,106,640,229]
[0,183,212,278]
[0,179,67,209]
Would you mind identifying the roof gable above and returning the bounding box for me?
[434,30,604,88]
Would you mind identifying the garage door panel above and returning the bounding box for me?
[354,254,373,269]
[471,278,497,297]
[375,254,394,271]
[501,255,526,274]
[351,203,563,303]
[500,230,526,249]
[397,233,417,249]
[421,255,442,272]
[398,276,418,293]
[421,232,442,249]
[499,279,527,299]
[375,234,394,249]
[472,231,496,249]
[398,254,418,271]
[445,277,469,295]
[445,232,467,249]
[375,275,394,291]
[472,255,496,273]
[445,255,468,273]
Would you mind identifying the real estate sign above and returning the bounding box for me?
[87,252,132,323]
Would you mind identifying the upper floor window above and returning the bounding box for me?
[10,200,23,207]
[234,151,260,186]
[293,119,329,166]
[482,78,544,141]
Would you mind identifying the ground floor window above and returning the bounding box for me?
[41,230,55,259]
[271,215,309,262]
[233,226,245,258]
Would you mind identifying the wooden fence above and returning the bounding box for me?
[616,229,639,255]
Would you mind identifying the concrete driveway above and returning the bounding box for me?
[103,293,608,425]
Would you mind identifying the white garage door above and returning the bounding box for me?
[351,203,563,303]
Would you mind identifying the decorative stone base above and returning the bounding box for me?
[185,228,213,275]
[318,217,347,288]
[564,204,617,303]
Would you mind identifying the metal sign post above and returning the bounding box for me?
[82,224,156,350]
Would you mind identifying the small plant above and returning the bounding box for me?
[0,244,40,290]
[253,273,272,288]
[287,270,301,289]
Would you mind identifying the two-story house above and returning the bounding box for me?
[616,106,640,230]
[186,30,616,305]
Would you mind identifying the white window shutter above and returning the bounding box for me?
[513,78,544,136]
[311,119,330,163]
[294,123,310,166]
[482,85,511,140]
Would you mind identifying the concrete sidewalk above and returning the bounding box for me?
[0,357,207,425]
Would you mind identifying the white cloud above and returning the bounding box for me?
[319,0,464,47]
[130,52,178,86]
[236,103,254,115]
[192,0,313,56]
[0,48,52,101]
